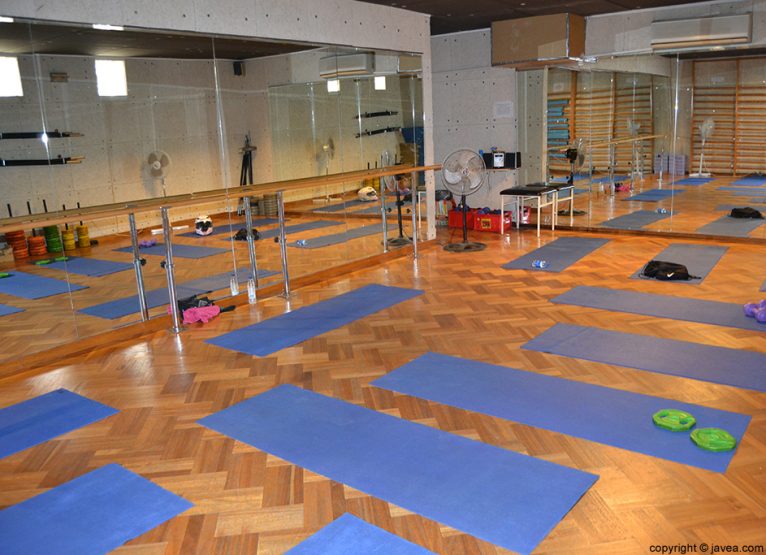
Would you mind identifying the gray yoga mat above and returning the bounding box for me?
[552,286,766,332]
[715,204,766,211]
[503,237,609,272]
[255,220,343,240]
[695,216,766,237]
[313,199,371,213]
[523,323,766,393]
[631,243,727,284]
[718,187,766,196]
[289,224,395,249]
[598,210,672,230]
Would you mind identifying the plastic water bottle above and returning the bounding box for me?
[229,276,239,296]
[656,208,668,214]
[247,278,256,304]
[532,259,549,269]
[296,239,307,246]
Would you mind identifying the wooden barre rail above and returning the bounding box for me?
[0,164,441,234]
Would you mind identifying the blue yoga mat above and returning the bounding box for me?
[1,389,117,459]
[79,285,202,320]
[733,177,766,186]
[373,352,749,473]
[0,271,87,299]
[718,187,766,196]
[208,284,422,356]
[180,268,280,292]
[256,220,343,240]
[553,285,766,333]
[623,189,683,202]
[598,210,672,230]
[43,256,132,277]
[313,199,370,213]
[502,237,609,272]
[591,175,629,184]
[0,463,192,555]
[287,514,433,555]
[695,216,766,237]
[179,218,280,238]
[289,224,395,249]
[199,385,597,555]
[631,243,727,284]
[673,177,714,185]
[524,323,766,393]
[115,243,227,259]
[0,303,23,317]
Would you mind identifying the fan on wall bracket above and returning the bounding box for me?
[147,150,171,196]
[441,149,487,253]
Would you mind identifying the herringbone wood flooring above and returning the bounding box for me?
[0,228,765,554]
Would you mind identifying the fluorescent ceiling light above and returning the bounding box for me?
[374,75,386,90]
[92,23,124,31]
[327,79,340,93]
[0,16,14,23]
[95,59,127,96]
[0,57,23,97]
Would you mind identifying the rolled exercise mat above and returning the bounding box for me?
[288,224,396,249]
[502,237,609,273]
[0,389,117,459]
[254,219,344,241]
[0,303,23,318]
[0,463,192,555]
[630,243,727,285]
[199,384,598,555]
[76,225,90,248]
[522,323,766,393]
[207,284,422,356]
[551,286,766,333]
[286,513,434,555]
[695,216,766,237]
[598,210,672,230]
[372,352,750,473]
[0,271,87,299]
[43,257,133,277]
[114,243,228,259]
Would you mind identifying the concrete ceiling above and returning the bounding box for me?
[360,0,711,34]
[0,21,314,60]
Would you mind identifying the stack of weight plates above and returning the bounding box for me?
[62,229,76,251]
[28,235,48,257]
[5,230,28,260]
[44,225,63,253]
[76,225,90,248]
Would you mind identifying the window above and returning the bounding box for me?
[0,56,23,97]
[374,75,386,91]
[95,59,127,97]
[326,79,340,93]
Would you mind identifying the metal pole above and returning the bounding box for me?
[243,195,259,287]
[277,191,291,298]
[410,171,418,258]
[380,176,388,253]
[161,207,182,333]
[128,213,149,322]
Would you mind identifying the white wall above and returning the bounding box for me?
[431,29,518,209]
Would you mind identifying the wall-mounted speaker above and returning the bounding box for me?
[233,61,244,76]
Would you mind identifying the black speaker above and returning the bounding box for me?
[233,61,244,76]
[481,151,521,169]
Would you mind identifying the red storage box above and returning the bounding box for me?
[474,211,512,233]
[448,209,475,230]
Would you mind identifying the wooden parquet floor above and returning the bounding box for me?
[1,228,765,554]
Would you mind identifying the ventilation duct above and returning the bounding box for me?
[651,14,751,51]
[319,52,374,78]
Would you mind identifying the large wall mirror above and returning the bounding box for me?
[0,18,424,365]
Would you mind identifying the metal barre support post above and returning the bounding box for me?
[243,196,260,288]
[277,191,291,298]
[161,207,183,334]
[410,171,418,258]
[128,213,149,322]
[380,176,388,253]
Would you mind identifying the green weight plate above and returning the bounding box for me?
[690,427,737,452]
[652,408,696,431]
[34,259,52,265]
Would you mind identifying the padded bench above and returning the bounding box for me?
[500,183,575,236]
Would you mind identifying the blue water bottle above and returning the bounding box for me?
[532,259,549,269]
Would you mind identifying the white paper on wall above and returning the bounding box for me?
[493,101,514,119]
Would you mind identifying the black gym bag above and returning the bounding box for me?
[234,228,260,241]
[729,207,763,219]
[640,260,700,281]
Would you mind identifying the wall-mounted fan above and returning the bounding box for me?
[147,150,171,196]
[690,118,714,178]
[441,149,487,252]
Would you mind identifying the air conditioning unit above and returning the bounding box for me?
[319,52,374,78]
[651,14,751,51]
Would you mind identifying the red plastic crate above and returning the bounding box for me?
[448,209,475,230]
[474,212,512,233]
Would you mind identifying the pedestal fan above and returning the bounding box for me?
[442,149,487,252]
[690,118,714,178]
[564,138,588,186]
[381,152,412,247]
